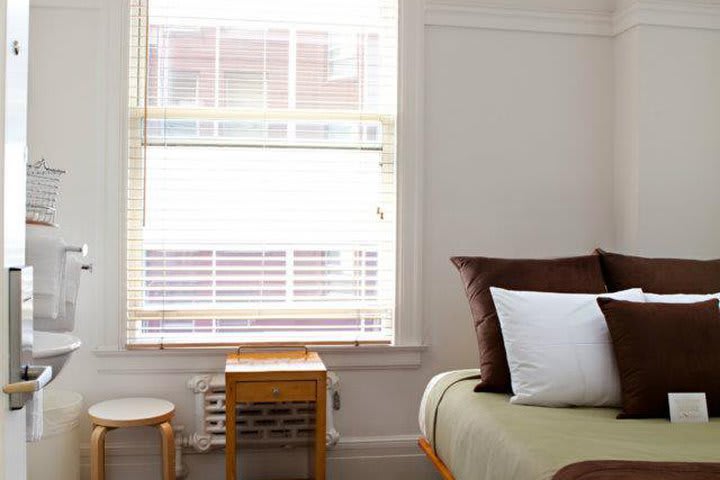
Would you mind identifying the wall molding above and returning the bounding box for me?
[396,0,426,349]
[29,0,103,10]
[613,0,720,35]
[425,0,720,36]
[78,435,429,479]
[79,434,421,461]
[425,0,614,36]
[330,434,421,458]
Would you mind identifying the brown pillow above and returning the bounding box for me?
[450,255,606,392]
[597,249,720,294]
[597,297,720,419]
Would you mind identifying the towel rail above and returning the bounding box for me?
[65,244,88,257]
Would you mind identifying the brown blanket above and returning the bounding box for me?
[554,461,720,480]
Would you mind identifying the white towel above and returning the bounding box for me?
[25,389,43,442]
[61,255,82,330]
[26,225,67,320]
[34,255,83,332]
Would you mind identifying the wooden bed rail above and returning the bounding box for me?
[418,436,456,480]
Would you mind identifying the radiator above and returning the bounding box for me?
[186,372,340,452]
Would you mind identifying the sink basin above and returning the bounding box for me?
[32,331,81,382]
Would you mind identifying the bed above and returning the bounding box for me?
[419,370,720,480]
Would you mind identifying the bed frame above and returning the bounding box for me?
[418,436,456,480]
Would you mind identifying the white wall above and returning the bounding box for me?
[613,24,720,258]
[613,27,640,253]
[637,26,720,257]
[25,0,720,478]
[424,25,614,375]
[425,26,614,259]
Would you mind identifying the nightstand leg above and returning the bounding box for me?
[314,375,327,480]
[226,380,237,480]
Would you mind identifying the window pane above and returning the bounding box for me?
[222,72,266,108]
[327,32,358,80]
[127,0,398,345]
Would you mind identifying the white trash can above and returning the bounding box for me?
[28,390,83,480]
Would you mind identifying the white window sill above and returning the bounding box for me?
[92,344,426,374]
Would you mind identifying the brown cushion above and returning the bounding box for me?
[597,249,720,294]
[450,255,606,392]
[597,297,720,419]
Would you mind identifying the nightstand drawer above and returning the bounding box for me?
[235,380,317,403]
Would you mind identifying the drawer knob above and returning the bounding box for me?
[271,387,281,398]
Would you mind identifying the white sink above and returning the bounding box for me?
[32,331,81,382]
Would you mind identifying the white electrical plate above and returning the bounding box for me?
[668,393,709,423]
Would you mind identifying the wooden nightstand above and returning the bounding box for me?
[225,348,327,480]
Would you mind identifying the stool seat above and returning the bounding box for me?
[89,397,175,428]
[89,397,175,480]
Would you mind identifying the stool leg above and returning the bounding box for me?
[90,425,109,480]
[158,421,175,480]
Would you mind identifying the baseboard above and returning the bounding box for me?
[331,434,421,458]
[79,434,437,480]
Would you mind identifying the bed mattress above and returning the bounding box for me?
[420,370,720,480]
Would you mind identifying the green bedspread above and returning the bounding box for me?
[421,370,720,480]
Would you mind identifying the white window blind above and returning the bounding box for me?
[127,0,398,347]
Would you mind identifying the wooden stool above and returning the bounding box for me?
[88,397,175,480]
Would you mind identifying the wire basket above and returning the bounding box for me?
[26,159,66,225]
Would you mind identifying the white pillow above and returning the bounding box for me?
[645,292,720,304]
[490,287,645,407]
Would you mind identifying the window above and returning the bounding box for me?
[127,0,398,347]
[222,71,265,109]
[327,32,358,80]
[167,70,200,106]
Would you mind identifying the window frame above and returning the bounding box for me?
[105,0,424,352]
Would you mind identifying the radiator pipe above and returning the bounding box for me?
[173,424,189,478]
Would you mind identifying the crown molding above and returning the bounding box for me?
[425,1,614,36]
[425,0,720,36]
[614,0,720,35]
[30,0,102,9]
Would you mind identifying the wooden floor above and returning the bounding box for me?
[418,437,455,480]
